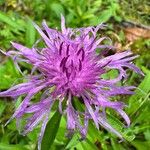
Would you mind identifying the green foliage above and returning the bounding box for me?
[0,100,6,117]
[41,110,61,150]
[0,59,21,89]
[25,18,36,47]
[131,141,150,150]
[120,0,149,25]
[0,11,22,30]
[0,143,28,150]
[128,71,150,111]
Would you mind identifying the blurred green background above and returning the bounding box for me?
[0,0,150,150]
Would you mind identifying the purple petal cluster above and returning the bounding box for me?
[0,15,143,149]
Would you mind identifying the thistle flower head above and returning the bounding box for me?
[0,15,143,149]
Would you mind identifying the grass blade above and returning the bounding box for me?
[41,110,61,150]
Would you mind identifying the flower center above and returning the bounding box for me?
[59,44,85,80]
[55,43,97,96]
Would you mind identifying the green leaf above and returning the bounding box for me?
[0,11,22,30]
[122,129,135,142]
[91,9,112,24]
[50,3,65,17]
[144,130,150,141]
[131,141,150,150]
[25,18,36,47]
[87,122,108,150]
[132,93,150,123]
[65,134,80,149]
[127,71,150,115]
[66,134,98,150]
[107,114,135,142]
[80,138,98,150]
[55,116,67,144]
[0,100,6,117]
[82,13,95,20]
[0,143,28,150]
[98,9,113,22]
[41,110,61,150]
[0,59,21,90]
[133,125,150,135]
[107,114,124,132]
[111,138,125,150]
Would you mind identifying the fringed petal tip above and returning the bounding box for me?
[42,20,48,28]
[0,49,7,56]
[4,119,11,127]
[140,70,145,77]
[60,13,65,20]
[10,41,15,45]
[80,129,87,140]
[118,138,125,143]
[61,14,66,34]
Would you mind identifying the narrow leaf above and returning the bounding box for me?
[25,18,36,47]
[41,110,61,150]
[131,141,150,150]
[0,143,28,150]
[0,11,22,30]
[127,71,150,115]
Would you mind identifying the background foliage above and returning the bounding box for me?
[0,0,150,150]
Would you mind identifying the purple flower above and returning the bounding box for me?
[0,15,143,149]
